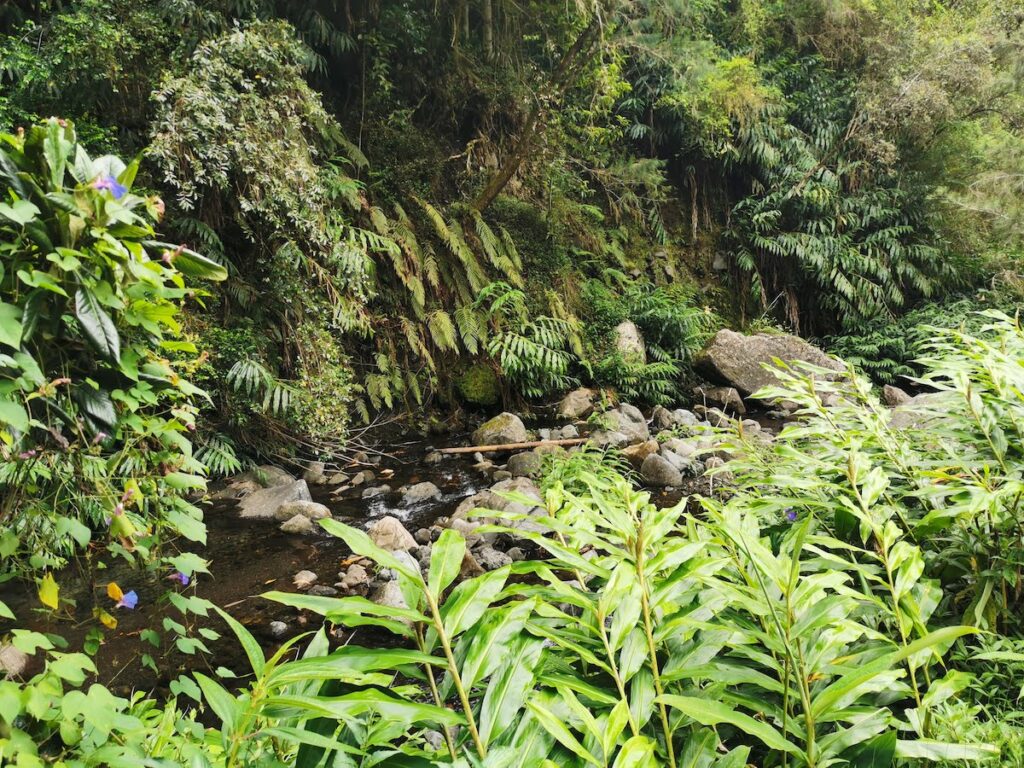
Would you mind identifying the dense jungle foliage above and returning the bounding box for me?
[4,0,1024,765]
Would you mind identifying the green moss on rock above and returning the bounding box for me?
[457,363,501,406]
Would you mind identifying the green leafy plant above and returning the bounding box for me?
[0,117,225,572]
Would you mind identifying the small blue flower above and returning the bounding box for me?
[169,571,190,586]
[92,175,127,199]
[785,508,797,522]
[116,590,138,610]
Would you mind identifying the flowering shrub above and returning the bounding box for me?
[0,118,225,578]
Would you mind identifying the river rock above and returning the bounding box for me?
[424,451,444,465]
[0,644,28,678]
[882,384,912,407]
[362,484,391,499]
[640,453,682,487]
[268,621,289,639]
[507,451,542,478]
[460,551,486,580]
[415,527,432,545]
[239,479,312,519]
[351,470,375,487]
[558,388,597,419]
[614,320,646,363]
[506,547,526,561]
[559,424,580,439]
[601,404,650,444]
[476,546,513,571]
[473,412,530,446]
[293,570,318,589]
[280,514,315,534]
[492,470,513,482]
[696,329,844,397]
[308,585,338,597]
[370,581,411,622]
[661,437,698,459]
[889,392,951,429]
[339,564,371,592]
[274,500,331,522]
[253,465,296,487]
[367,516,417,552]
[622,439,660,469]
[303,461,328,485]
[662,449,701,477]
[652,406,700,431]
[693,384,746,415]
[590,430,629,449]
[327,471,349,485]
[400,481,442,506]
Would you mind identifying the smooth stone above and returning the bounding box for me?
[693,384,747,415]
[599,404,650,443]
[293,570,318,589]
[640,454,682,487]
[472,412,530,446]
[308,585,338,597]
[621,439,660,469]
[339,564,371,591]
[303,461,327,485]
[882,384,912,407]
[558,388,597,420]
[274,500,330,522]
[400,481,442,506]
[507,450,543,478]
[239,479,311,519]
[268,621,290,639]
[361,484,391,499]
[280,515,315,535]
[367,516,417,552]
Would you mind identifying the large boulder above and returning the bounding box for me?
[640,454,682,487]
[558,388,597,420]
[239,480,312,519]
[472,412,530,446]
[614,320,646,363]
[882,384,912,407]
[280,515,314,535]
[367,516,418,552]
[696,329,844,397]
[507,451,542,478]
[600,404,650,444]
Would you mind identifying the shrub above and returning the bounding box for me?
[456,362,501,406]
[0,118,225,573]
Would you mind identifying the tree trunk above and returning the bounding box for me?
[471,17,601,212]
[482,0,494,59]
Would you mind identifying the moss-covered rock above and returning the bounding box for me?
[472,412,530,446]
[457,363,501,406]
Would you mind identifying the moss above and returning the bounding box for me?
[457,363,501,406]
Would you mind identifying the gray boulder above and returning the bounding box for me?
[697,329,844,397]
[293,570,318,589]
[558,388,597,420]
[621,439,660,469]
[339,564,371,592]
[240,480,312,519]
[473,412,530,446]
[367,516,418,552]
[590,430,630,449]
[661,437,698,459]
[361,485,391,499]
[640,454,682,487]
[652,406,700,431]
[274,500,331,522]
[476,546,513,571]
[601,404,650,444]
[370,581,411,624]
[507,451,542,478]
[400,482,442,506]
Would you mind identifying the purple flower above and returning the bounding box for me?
[785,508,797,522]
[116,590,138,610]
[18,450,36,460]
[92,175,128,199]
[92,432,108,445]
[169,571,190,586]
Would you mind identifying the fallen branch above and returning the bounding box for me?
[440,438,587,455]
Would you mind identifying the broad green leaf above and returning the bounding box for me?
[428,528,465,597]
[0,199,40,226]
[0,302,22,348]
[75,286,120,362]
[527,698,602,765]
[811,626,976,719]
[658,695,802,755]
[0,398,29,432]
[215,606,264,678]
[895,739,999,760]
[320,518,421,582]
[195,672,239,735]
[478,635,544,746]
[612,736,657,768]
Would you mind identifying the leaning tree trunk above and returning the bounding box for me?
[471,17,601,212]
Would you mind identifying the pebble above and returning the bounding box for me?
[268,621,290,639]
[280,514,314,535]
[292,570,318,589]
[308,585,339,597]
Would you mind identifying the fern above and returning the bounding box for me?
[196,433,243,478]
